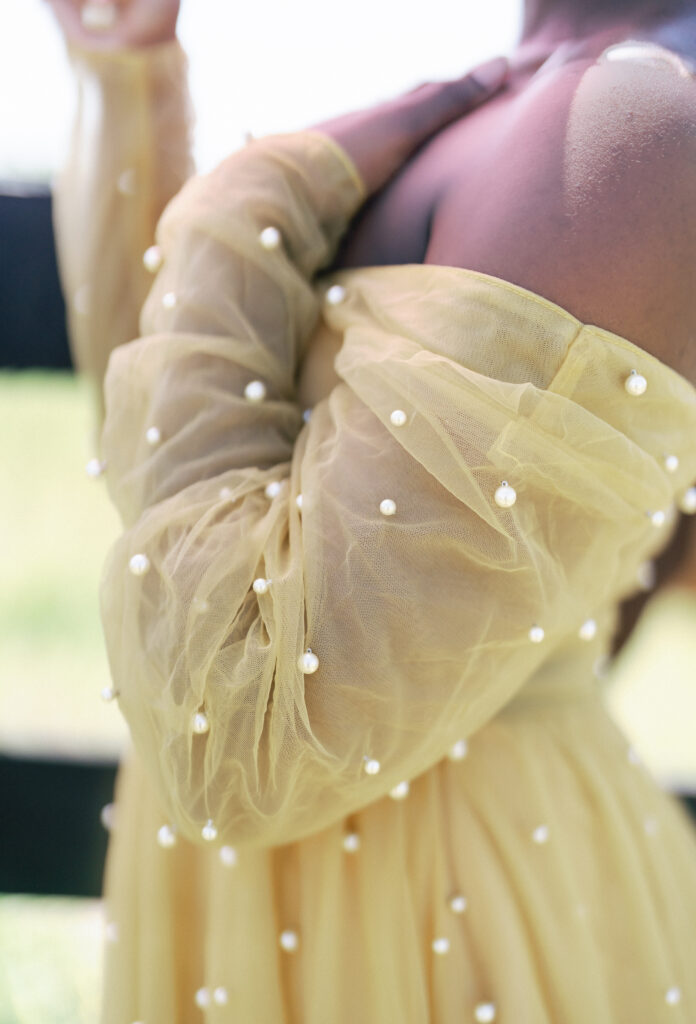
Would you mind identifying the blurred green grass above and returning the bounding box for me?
[0,369,694,1024]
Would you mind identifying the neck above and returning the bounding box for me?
[521,0,688,43]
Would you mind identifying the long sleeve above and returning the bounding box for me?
[98,130,680,850]
[52,38,195,454]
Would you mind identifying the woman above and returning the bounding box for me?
[49,0,696,1020]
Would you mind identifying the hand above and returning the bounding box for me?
[44,0,180,51]
[310,55,509,196]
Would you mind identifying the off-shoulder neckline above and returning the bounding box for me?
[325,261,696,397]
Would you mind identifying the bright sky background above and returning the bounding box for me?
[1,0,522,179]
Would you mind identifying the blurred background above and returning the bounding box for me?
[1,1,694,1021]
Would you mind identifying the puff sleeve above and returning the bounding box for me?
[99,130,675,849]
[52,38,194,451]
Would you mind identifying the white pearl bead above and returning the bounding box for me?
[448,739,468,761]
[432,937,450,955]
[532,824,550,844]
[105,921,119,943]
[143,245,162,273]
[219,845,238,867]
[100,803,115,831]
[129,553,150,576]
[389,780,410,800]
[665,986,682,1006]
[578,618,597,641]
[162,291,177,310]
[279,929,299,952]
[213,986,229,1006]
[636,561,656,590]
[449,894,468,914]
[664,454,679,473]
[390,409,407,426]
[259,226,282,250]
[494,481,517,508]
[219,486,233,500]
[202,819,218,842]
[265,480,282,499]
[100,685,118,702]
[624,369,647,396]
[116,168,136,196]
[649,509,666,527]
[295,493,304,510]
[298,648,319,674]
[379,498,397,516]
[157,824,177,848]
[194,987,211,1008]
[192,712,210,734]
[342,832,361,853]
[528,625,545,643]
[245,379,267,402]
[325,284,346,305]
[302,408,312,423]
[679,486,696,514]
[145,426,161,446]
[85,457,106,478]
[253,577,272,595]
[364,758,381,775]
[474,1003,497,1023]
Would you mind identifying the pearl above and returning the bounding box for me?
[143,245,162,273]
[161,291,177,309]
[253,577,272,594]
[448,739,468,761]
[202,819,218,842]
[265,480,282,499]
[494,481,517,508]
[643,816,659,836]
[390,409,407,426]
[532,824,550,844]
[379,498,397,516]
[145,426,161,446]
[325,284,346,305]
[432,937,450,955]
[649,509,666,527]
[259,226,281,250]
[636,560,656,590]
[664,454,679,473]
[85,457,106,478]
[105,921,119,943]
[578,618,597,641]
[474,1003,497,1023]
[194,987,211,1008]
[298,648,319,674]
[449,894,468,914]
[364,757,381,775]
[302,408,312,423]
[295,493,304,510]
[624,369,647,396]
[665,987,682,1006]
[157,824,177,848]
[213,986,229,1005]
[342,832,361,853]
[219,486,233,500]
[219,845,238,867]
[528,625,545,643]
[129,553,150,576]
[100,803,115,831]
[192,711,210,734]
[116,168,136,196]
[100,685,118,702]
[679,486,696,514]
[245,379,267,402]
[279,929,299,952]
[389,780,410,800]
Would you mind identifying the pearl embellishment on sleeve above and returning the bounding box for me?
[253,578,272,594]
[390,409,407,426]
[245,380,267,402]
[474,1003,497,1023]
[494,481,517,508]
[449,894,468,913]
[145,426,161,446]
[532,824,550,843]
[379,498,397,516]
[279,929,299,952]
[389,780,410,800]
[143,245,162,273]
[85,457,106,478]
[364,758,381,775]
[295,493,304,510]
[664,454,679,473]
[213,987,229,1006]
[325,284,346,305]
[578,618,597,641]
[192,712,210,734]
[128,553,150,576]
[528,625,545,643]
[298,648,319,674]
[157,824,177,848]
[162,291,177,310]
[624,369,647,396]
[100,686,118,702]
[665,987,682,1006]
[194,988,211,1008]
[264,480,282,499]
[219,845,238,867]
[649,509,666,527]
[342,832,361,852]
[432,937,451,955]
[679,486,696,514]
[448,739,468,761]
[202,819,218,842]
[259,226,282,250]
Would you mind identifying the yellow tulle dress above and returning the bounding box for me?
[53,40,696,1024]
